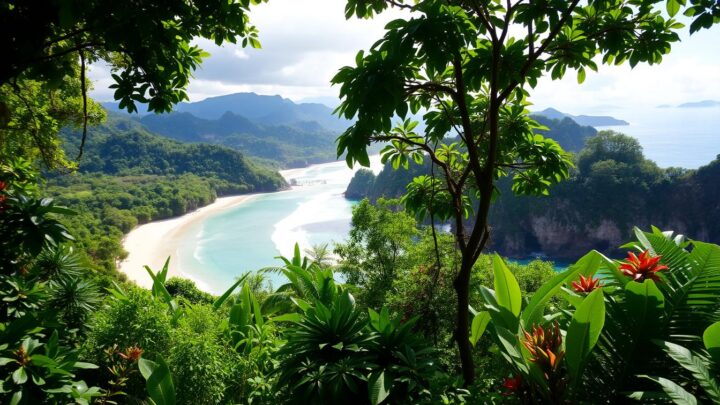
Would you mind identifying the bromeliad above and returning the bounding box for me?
[571,275,602,293]
[522,322,565,377]
[619,250,668,282]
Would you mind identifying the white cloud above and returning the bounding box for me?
[89,1,720,113]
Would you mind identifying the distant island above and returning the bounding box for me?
[677,100,720,108]
[534,107,629,127]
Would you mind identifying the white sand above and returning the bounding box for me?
[118,194,258,288]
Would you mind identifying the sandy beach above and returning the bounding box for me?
[118,194,259,289]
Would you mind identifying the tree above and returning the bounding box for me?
[0,0,266,167]
[334,0,693,384]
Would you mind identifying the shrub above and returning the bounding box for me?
[84,286,172,397]
[165,277,214,305]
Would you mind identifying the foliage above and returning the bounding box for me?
[475,227,720,403]
[84,286,173,396]
[275,280,438,404]
[0,0,264,113]
[0,75,105,169]
[165,277,214,305]
[335,199,418,309]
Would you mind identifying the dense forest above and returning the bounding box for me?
[2,0,720,404]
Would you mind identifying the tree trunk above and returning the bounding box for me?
[454,251,475,385]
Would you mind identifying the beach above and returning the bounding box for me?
[118,194,259,288]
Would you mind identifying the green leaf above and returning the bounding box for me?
[213,273,249,310]
[493,254,522,317]
[12,367,27,384]
[666,0,681,17]
[566,288,606,382]
[139,357,176,405]
[624,279,665,341]
[639,375,697,405]
[704,322,720,365]
[270,313,302,323]
[522,250,603,327]
[368,371,391,405]
[654,340,720,401]
[470,311,491,347]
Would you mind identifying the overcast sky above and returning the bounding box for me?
[89,0,720,115]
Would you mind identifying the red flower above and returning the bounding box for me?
[501,374,523,396]
[119,346,143,362]
[571,275,602,293]
[619,250,668,282]
[0,181,6,191]
[522,322,564,377]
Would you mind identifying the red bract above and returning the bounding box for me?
[571,275,602,293]
[119,346,143,362]
[619,250,668,282]
[522,322,564,378]
[501,374,523,396]
[0,181,6,191]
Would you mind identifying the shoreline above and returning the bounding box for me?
[118,194,260,289]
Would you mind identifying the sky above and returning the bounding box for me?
[88,0,720,116]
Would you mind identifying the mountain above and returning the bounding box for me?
[535,107,628,127]
[102,92,350,130]
[137,110,339,168]
[677,100,720,108]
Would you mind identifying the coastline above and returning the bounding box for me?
[118,194,259,289]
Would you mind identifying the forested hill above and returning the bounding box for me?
[348,131,720,260]
[138,110,338,168]
[103,92,348,167]
[60,113,285,192]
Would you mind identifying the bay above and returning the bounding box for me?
[174,156,382,293]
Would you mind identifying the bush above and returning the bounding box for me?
[84,286,172,396]
[166,277,215,305]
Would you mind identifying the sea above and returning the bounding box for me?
[172,106,719,293]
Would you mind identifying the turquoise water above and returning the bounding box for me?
[174,107,719,292]
[175,157,382,293]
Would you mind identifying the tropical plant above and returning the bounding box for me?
[47,276,101,330]
[0,330,100,404]
[472,227,720,403]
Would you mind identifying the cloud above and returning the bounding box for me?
[89,1,720,113]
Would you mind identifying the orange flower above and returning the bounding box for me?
[619,250,668,282]
[501,374,523,396]
[522,322,564,377]
[119,346,143,362]
[571,275,602,293]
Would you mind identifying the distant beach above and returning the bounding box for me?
[118,194,259,289]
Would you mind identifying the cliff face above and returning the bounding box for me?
[486,158,720,259]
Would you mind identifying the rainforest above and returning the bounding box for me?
[1,0,720,404]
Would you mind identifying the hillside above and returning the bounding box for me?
[535,107,629,126]
[137,110,339,168]
[60,113,286,192]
